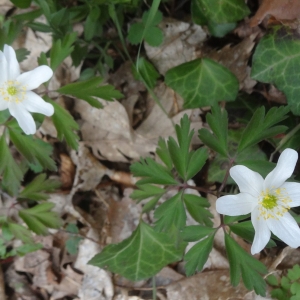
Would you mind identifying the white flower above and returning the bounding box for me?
[0,44,54,134]
[216,148,300,255]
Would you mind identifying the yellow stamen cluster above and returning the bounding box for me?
[0,80,26,103]
[258,188,292,220]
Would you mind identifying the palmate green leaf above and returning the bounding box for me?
[46,98,79,150]
[181,225,216,242]
[165,58,239,108]
[131,184,165,203]
[251,27,300,115]
[184,233,215,276]
[89,221,185,281]
[8,223,32,244]
[186,147,208,180]
[130,157,178,185]
[156,137,173,170]
[50,32,77,71]
[57,77,123,108]
[18,173,60,201]
[229,221,276,248]
[8,128,56,171]
[154,192,186,232]
[19,203,62,235]
[0,134,23,196]
[238,106,289,152]
[134,58,160,89]
[225,233,267,296]
[184,194,213,227]
[199,105,228,157]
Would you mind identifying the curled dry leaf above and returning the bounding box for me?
[145,19,207,75]
[60,153,76,190]
[250,0,300,27]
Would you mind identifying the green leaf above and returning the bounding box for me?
[88,221,185,281]
[181,225,216,242]
[16,243,43,256]
[141,196,161,213]
[130,157,178,185]
[15,48,30,62]
[8,223,32,243]
[191,0,250,25]
[0,134,23,196]
[229,221,276,248]
[266,274,279,287]
[184,233,215,276]
[207,21,237,38]
[156,137,173,170]
[10,0,31,8]
[134,58,160,89]
[288,265,300,281]
[184,194,213,227]
[50,33,77,71]
[199,105,228,157]
[9,128,56,171]
[18,173,60,201]
[46,97,79,150]
[165,58,239,108]
[251,27,300,115]
[225,233,267,296]
[144,26,163,47]
[224,214,250,224]
[238,106,289,152]
[19,203,62,235]
[66,236,82,255]
[154,192,186,232]
[57,77,123,108]
[84,7,101,41]
[186,147,208,180]
[131,184,165,202]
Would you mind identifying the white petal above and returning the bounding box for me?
[280,182,300,207]
[23,91,54,116]
[230,165,264,197]
[0,101,8,110]
[267,212,300,248]
[216,193,257,216]
[16,65,53,91]
[264,148,298,190]
[3,45,20,80]
[251,207,271,254]
[0,50,8,83]
[8,102,36,134]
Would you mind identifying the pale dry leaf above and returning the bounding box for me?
[145,19,207,75]
[250,0,300,27]
[0,0,13,15]
[60,153,76,190]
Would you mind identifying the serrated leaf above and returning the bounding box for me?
[8,223,32,243]
[9,128,56,171]
[19,203,62,235]
[144,26,164,47]
[154,192,186,232]
[134,58,160,89]
[84,7,101,41]
[46,97,79,150]
[184,194,213,227]
[181,225,216,242]
[141,196,161,213]
[251,27,300,115]
[225,233,267,296]
[57,77,123,108]
[0,134,23,195]
[16,243,43,256]
[18,173,60,201]
[156,137,173,170]
[131,184,165,202]
[238,106,288,152]
[130,157,178,185]
[88,221,185,281]
[288,265,300,281]
[186,147,208,180]
[165,58,239,108]
[266,274,279,287]
[184,233,215,276]
[191,0,250,24]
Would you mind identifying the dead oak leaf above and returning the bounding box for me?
[250,0,300,27]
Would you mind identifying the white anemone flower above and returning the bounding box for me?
[0,44,54,134]
[216,148,300,255]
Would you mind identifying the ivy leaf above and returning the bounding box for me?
[154,192,186,232]
[165,58,239,108]
[130,157,178,185]
[0,134,23,196]
[184,194,213,227]
[19,203,62,235]
[251,27,300,115]
[88,221,185,281]
[238,106,289,153]
[57,77,123,108]
[225,233,267,296]
[184,233,215,276]
[18,173,60,201]
[198,105,228,157]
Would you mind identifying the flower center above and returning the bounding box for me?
[258,188,292,220]
[261,194,278,210]
[0,80,26,103]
